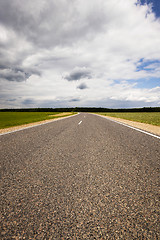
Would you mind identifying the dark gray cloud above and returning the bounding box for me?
[0,67,40,82]
[69,98,80,102]
[21,98,81,108]
[65,67,91,81]
[7,98,16,102]
[22,98,35,105]
[77,83,88,90]
[0,68,30,82]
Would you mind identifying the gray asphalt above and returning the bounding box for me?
[0,113,159,239]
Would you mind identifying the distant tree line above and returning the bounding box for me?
[0,107,159,112]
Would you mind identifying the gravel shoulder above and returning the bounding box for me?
[95,114,160,136]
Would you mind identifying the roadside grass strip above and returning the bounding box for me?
[97,112,160,126]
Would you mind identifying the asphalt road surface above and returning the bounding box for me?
[0,113,159,239]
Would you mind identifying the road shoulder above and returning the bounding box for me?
[94,114,160,136]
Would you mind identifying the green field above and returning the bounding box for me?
[97,112,160,126]
[0,112,75,129]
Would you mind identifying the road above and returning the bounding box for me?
[0,113,159,239]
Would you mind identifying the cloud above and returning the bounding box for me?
[0,67,41,82]
[22,98,35,105]
[0,0,111,49]
[0,0,160,108]
[77,83,88,90]
[64,67,91,81]
[69,98,80,102]
[7,98,16,102]
[0,68,30,82]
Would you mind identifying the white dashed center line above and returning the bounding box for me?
[78,121,82,125]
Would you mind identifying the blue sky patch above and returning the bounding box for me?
[133,77,160,89]
[113,77,160,89]
[140,0,160,18]
[136,59,160,72]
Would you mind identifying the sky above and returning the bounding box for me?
[0,0,160,109]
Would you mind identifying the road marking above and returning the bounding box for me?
[78,121,82,125]
[94,114,160,140]
[0,113,80,136]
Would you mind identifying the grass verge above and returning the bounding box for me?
[97,112,160,126]
[0,112,76,129]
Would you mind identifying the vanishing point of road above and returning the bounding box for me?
[0,113,159,239]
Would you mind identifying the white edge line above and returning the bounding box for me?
[0,113,80,136]
[92,113,160,140]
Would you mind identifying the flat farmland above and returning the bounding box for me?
[0,112,75,129]
[97,112,160,126]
